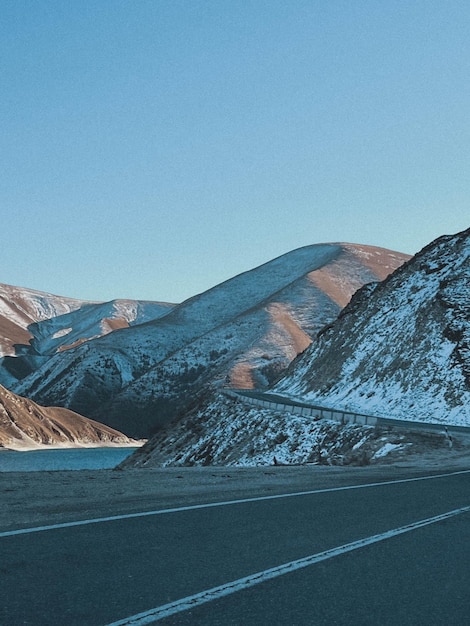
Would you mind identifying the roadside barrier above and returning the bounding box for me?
[222,389,377,426]
[222,388,470,436]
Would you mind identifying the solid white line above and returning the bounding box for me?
[2,468,470,539]
[105,504,470,625]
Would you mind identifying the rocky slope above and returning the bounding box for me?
[0,384,137,450]
[14,243,409,436]
[275,228,470,425]
[120,393,456,468]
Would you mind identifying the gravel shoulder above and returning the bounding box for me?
[2,446,470,533]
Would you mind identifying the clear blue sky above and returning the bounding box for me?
[1,1,469,303]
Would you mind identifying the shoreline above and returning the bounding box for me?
[0,440,145,452]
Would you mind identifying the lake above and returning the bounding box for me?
[0,447,140,472]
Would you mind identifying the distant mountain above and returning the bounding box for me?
[14,243,409,437]
[0,283,175,386]
[27,299,175,355]
[0,384,137,450]
[275,228,470,425]
[0,283,87,358]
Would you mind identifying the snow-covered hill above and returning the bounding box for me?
[275,228,470,425]
[14,243,409,436]
[0,384,137,450]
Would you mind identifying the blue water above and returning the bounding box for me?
[0,447,139,472]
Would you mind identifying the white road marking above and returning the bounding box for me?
[2,468,469,539]
[105,504,470,625]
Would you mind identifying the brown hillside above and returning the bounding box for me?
[0,384,136,450]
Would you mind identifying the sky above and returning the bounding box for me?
[1,1,469,304]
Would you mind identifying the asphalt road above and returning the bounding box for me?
[2,468,470,625]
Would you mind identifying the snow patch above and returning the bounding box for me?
[372,443,403,460]
[52,327,73,339]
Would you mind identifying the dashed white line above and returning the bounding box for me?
[1,468,469,539]
[104,504,470,625]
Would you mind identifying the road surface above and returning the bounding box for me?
[2,466,470,625]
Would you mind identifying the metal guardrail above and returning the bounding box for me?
[223,388,470,435]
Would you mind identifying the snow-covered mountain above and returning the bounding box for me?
[275,228,470,425]
[14,243,409,436]
[0,283,87,357]
[121,228,469,469]
[0,283,174,386]
[27,299,175,356]
[0,384,137,450]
